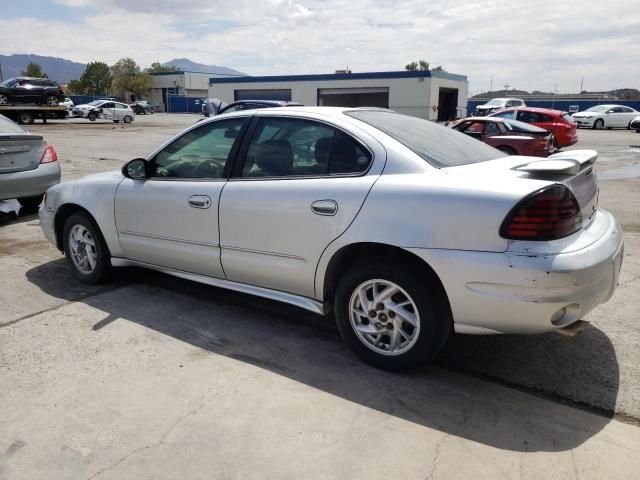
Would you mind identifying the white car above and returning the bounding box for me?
[474,98,526,116]
[38,107,623,371]
[71,100,135,123]
[59,97,74,110]
[571,104,639,129]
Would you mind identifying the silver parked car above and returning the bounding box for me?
[39,107,623,370]
[0,114,60,210]
[474,98,526,116]
[571,104,639,129]
[71,100,135,123]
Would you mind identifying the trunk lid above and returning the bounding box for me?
[0,134,45,174]
[443,149,599,227]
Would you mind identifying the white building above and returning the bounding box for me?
[149,71,243,112]
[208,70,468,121]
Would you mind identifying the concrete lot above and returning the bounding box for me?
[1,114,640,479]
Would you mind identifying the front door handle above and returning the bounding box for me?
[188,195,211,209]
[311,199,338,216]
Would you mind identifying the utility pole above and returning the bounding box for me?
[580,76,584,93]
[0,63,3,82]
[489,75,493,95]
[503,83,510,96]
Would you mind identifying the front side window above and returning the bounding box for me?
[152,118,246,179]
[241,117,371,178]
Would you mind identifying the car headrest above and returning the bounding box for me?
[314,136,333,165]
[254,140,294,176]
[331,134,359,173]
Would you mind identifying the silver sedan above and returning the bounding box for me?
[39,107,623,370]
[0,114,60,210]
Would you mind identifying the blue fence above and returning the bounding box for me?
[166,96,203,113]
[467,99,640,116]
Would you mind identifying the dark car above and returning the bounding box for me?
[202,98,303,117]
[0,77,65,106]
[130,101,154,115]
[450,117,554,157]
[630,115,640,133]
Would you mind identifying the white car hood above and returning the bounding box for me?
[572,112,597,118]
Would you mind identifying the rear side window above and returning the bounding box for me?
[517,111,554,123]
[347,110,503,167]
[241,117,371,178]
[503,119,547,133]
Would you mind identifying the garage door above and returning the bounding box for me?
[317,87,389,108]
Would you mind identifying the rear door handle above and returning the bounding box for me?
[188,195,211,209]
[311,199,338,216]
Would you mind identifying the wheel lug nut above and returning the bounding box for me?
[376,303,385,311]
[388,311,396,318]
[386,322,393,329]
[375,322,383,329]
[369,310,377,318]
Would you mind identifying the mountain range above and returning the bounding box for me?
[0,54,245,83]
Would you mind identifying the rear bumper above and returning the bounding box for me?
[0,162,61,200]
[408,209,623,334]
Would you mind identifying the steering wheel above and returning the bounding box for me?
[191,158,221,178]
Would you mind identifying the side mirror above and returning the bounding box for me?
[122,158,148,180]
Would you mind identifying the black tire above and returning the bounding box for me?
[593,119,604,130]
[113,120,120,123]
[497,145,517,155]
[17,195,43,212]
[636,130,640,133]
[87,112,97,121]
[123,115,133,123]
[17,111,34,124]
[46,95,59,106]
[62,213,112,284]
[0,93,9,105]
[334,262,451,371]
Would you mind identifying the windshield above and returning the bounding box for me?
[584,106,610,113]
[0,78,18,87]
[346,110,504,167]
[485,99,506,106]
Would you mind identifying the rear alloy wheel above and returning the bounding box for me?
[335,262,450,371]
[17,195,43,212]
[63,213,112,284]
[123,115,133,123]
[87,112,97,121]
[18,112,34,124]
[0,94,9,104]
[46,95,59,106]
[593,119,604,130]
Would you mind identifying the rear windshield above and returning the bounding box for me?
[346,110,503,167]
[502,119,547,133]
[0,114,27,134]
[562,113,576,124]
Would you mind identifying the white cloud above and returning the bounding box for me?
[2,0,640,93]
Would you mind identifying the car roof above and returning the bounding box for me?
[492,106,563,115]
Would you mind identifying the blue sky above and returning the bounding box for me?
[1,0,639,94]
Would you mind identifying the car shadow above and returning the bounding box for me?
[26,260,619,453]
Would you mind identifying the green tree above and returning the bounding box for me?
[148,62,178,73]
[22,62,48,78]
[79,61,112,95]
[111,58,151,98]
[66,79,84,94]
[405,60,430,71]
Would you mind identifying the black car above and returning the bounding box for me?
[130,101,154,115]
[202,98,303,117]
[0,77,65,106]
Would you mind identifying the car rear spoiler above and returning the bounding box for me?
[512,149,597,175]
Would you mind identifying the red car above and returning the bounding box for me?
[450,117,554,157]
[489,107,578,148]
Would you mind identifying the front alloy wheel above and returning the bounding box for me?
[63,213,111,284]
[0,94,8,104]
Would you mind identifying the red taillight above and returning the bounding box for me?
[40,144,58,164]
[500,185,581,240]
